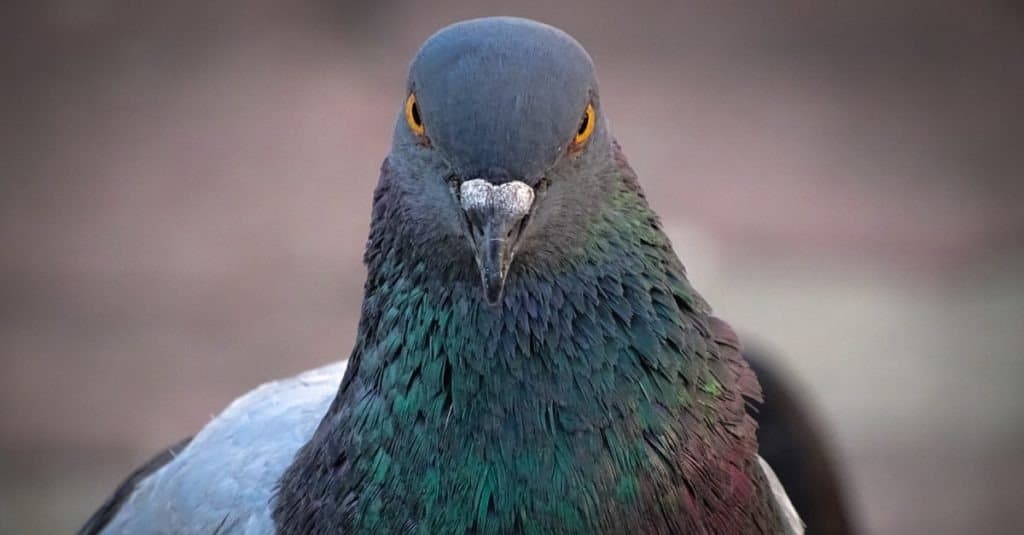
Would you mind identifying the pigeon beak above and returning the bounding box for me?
[458,179,535,306]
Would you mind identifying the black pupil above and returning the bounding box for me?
[411,101,421,125]
[577,111,589,135]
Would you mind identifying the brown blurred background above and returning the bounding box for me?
[3,1,1023,533]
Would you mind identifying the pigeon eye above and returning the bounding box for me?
[405,93,425,136]
[573,103,595,146]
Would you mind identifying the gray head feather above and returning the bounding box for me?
[382,17,614,301]
[406,17,598,181]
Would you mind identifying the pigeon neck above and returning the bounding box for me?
[275,176,734,532]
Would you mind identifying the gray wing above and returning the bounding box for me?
[98,361,347,535]
[79,437,193,534]
[759,455,805,535]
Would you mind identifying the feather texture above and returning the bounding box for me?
[271,144,795,533]
[91,358,801,534]
[98,362,346,534]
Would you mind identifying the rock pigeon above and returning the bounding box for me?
[83,17,804,534]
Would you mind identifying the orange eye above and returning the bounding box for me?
[405,93,424,136]
[573,103,596,145]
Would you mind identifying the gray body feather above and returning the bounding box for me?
[99,362,347,534]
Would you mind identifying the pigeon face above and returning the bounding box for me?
[387,17,611,305]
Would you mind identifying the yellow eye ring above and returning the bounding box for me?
[573,103,596,146]
[405,93,425,136]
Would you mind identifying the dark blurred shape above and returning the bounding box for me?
[748,349,855,535]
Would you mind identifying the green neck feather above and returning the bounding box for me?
[273,165,772,534]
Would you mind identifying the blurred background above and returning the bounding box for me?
[3,1,1022,533]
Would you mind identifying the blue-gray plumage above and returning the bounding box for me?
[408,18,595,180]
[83,16,804,534]
[95,362,347,533]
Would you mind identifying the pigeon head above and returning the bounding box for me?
[385,17,613,305]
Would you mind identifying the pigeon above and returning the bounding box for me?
[82,17,804,534]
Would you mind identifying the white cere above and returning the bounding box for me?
[459,179,535,218]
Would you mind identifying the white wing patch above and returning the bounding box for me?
[758,455,805,535]
[101,361,348,534]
